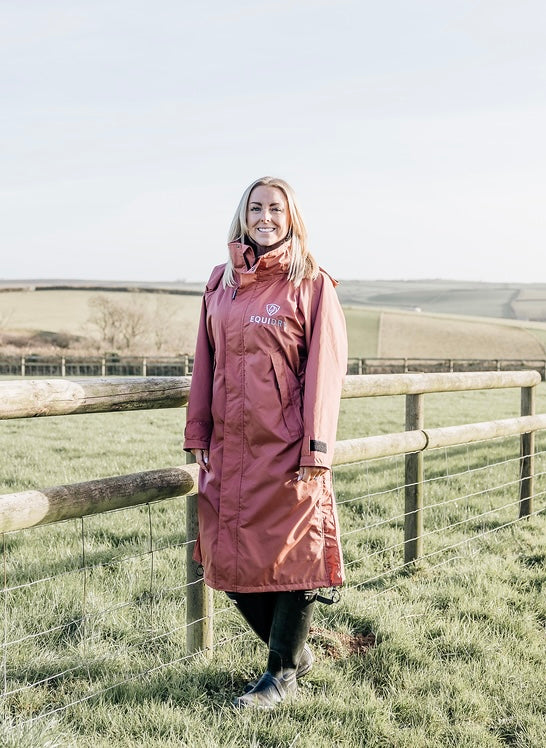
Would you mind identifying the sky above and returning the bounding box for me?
[1,0,545,284]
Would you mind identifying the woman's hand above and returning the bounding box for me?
[190,448,209,472]
[297,466,328,482]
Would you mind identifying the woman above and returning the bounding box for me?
[184,176,347,708]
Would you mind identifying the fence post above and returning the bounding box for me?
[142,358,147,376]
[185,449,213,656]
[21,356,25,377]
[405,393,424,563]
[61,357,66,377]
[519,385,535,518]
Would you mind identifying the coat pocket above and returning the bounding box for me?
[270,350,304,439]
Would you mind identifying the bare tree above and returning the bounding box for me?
[118,293,150,350]
[86,292,192,353]
[0,308,14,331]
[87,295,126,350]
[150,294,181,352]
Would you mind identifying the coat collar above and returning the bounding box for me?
[228,239,291,282]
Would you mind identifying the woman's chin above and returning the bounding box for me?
[253,233,278,246]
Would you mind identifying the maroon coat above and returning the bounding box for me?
[184,240,347,592]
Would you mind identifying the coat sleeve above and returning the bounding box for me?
[183,265,223,452]
[299,271,348,469]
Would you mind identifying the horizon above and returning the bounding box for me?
[2,276,546,289]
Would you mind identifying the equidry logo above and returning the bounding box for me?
[249,303,286,330]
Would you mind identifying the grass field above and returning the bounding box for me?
[1,384,545,746]
[3,287,546,361]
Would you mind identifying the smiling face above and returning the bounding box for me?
[246,185,291,248]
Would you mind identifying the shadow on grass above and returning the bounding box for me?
[4,624,379,721]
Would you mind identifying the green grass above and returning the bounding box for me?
[1,386,546,746]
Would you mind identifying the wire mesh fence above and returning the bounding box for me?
[335,434,546,600]
[2,431,545,726]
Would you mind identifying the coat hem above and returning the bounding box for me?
[202,577,343,593]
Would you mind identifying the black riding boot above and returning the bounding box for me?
[233,590,317,709]
[227,591,314,687]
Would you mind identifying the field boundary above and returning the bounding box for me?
[1,354,546,379]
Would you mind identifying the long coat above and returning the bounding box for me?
[183,239,348,592]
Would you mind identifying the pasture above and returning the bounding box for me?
[337,279,546,322]
[3,287,546,360]
[1,383,545,746]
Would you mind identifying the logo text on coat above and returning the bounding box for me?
[249,303,286,330]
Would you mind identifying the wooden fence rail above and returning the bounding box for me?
[0,371,544,656]
[3,413,545,534]
[0,377,189,419]
[0,370,540,420]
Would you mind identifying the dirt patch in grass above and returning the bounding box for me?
[310,626,376,659]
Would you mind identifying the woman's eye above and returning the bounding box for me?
[249,206,260,212]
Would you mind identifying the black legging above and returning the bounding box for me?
[226,589,317,672]
[226,591,279,643]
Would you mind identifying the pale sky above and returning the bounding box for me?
[1,0,545,283]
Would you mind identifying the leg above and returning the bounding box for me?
[226,591,277,644]
[227,591,314,692]
[233,590,317,709]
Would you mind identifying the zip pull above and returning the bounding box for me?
[232,288,238,300]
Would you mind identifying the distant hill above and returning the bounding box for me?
[2,280,546,360]
[3,278,544,321]
[0,279,204,295]
[336,280,546,322]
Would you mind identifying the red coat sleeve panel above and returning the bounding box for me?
[299,271,348,469]
[183,265,224,452]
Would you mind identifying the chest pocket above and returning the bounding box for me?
[270,350,304,439]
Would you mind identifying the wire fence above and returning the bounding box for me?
[335,435,546,599]
[2,431,545,726]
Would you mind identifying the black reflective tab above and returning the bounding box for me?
[310,439,327,454]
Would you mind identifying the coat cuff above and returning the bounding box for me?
[183,439,210,453]
[184,419,212,451]
[300,435,332,468]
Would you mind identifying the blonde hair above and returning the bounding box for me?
[222,176,319,288]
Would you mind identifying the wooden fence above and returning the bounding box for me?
[2,354,546,379]
[0,370,544,656]
[0,354,193,378]
[348,357,546,379]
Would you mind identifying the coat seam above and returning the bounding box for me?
[233,283,256,588]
